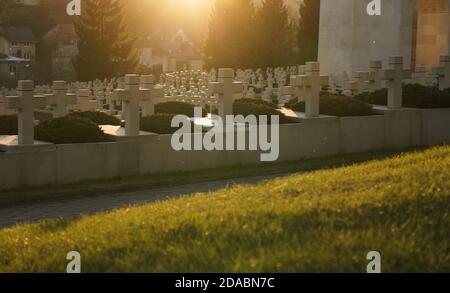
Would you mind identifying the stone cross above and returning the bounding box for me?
[285,75,305,103]
[45,81,77,118]
[140,75,164,117]
[113,74,152,136]
[5,80,46,145]
[77,89,97,112]
[380,56,412,109]
[432,55,450,90]
[369,61,383,92]
[353,71,370,94]
[300,62,329,118]
[209,68,243,120]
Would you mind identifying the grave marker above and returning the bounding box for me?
[209,68,243,120]
[113,74,152,136]
[380,56,412,109]
[5,80,46,145]
[140,75,164,117]
[45,81,77,118]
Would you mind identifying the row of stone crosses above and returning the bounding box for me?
[2,54,450,146]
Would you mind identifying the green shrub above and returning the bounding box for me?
[235,98,278,109]
[34,112,53,122]
[0,115,17,135]
[354,84,450,108]
[155,102,207,117]
[35,116,112,144]
[233,102,296,124]
[286,92,374,117]
[141,113,193,134]
[70,111,121,126]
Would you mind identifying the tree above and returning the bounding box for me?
[0,0,15,26]
[74,0,138,81]
[204,0,256,69]
[254,0,295,68]
[297,0,321,64]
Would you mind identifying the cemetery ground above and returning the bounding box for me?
[0,146,448,273]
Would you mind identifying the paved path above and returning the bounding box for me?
[0,173,290,229]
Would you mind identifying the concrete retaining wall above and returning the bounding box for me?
[1,109,449,190]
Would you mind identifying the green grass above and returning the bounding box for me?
[0,148,421,207]
[0,146,449,273]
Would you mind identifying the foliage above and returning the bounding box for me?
[204,0,256,69]
[0,115,17,135]
[73,0,138,81]
[253,0,296,68]
[0,146,448,272]
[155,102,207,117]
[35,116,112,144]
[353,84,450,108]
[297,0,321,64]
[234,98,279,109]
[285,92,375,117]
[140,113,188,135]
[70,111,121,126]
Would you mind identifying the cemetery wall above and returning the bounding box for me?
[1,109,449,190]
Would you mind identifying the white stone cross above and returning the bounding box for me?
[113,74,152,136]
[45,81,77,118]
[284,74,305,103]
[5,80,46,145]
[140,75,164,117]
[300,62,329,118]
[380,56,412,109]
[76,89,97,112]
[369,61,383,92]
[352,71,370,94]
[432,55,450,90]
[209,68,243,120]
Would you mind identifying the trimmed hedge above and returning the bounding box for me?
[140,113,193,135]
[70,111,121,126]
[285,92,375,117]
[235,98,278,109]
[0,115,17,135]
[155,102,207,117]
[35,116,112,144]
[353,84,450,108]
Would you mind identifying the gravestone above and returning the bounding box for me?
[45,81,77,118]
[369,61,383,92]
[5,81,46,145]
[381,56,412,109]
[76,89,97,112]
[432,55,450,90]
[301,62,329,118]
[209,68,243,120]
[140,75,164,117]
[113,74,152,136]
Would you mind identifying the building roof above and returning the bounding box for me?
[0,27,39,43]
[42,24,78,43]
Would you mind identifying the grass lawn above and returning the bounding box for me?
[0,146,448,272]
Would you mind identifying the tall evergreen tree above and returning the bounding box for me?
[74,0,138,81]
[254,0,295,68]
[297,0,321,64]
[0,0,14,26]
[204,0,256,69]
